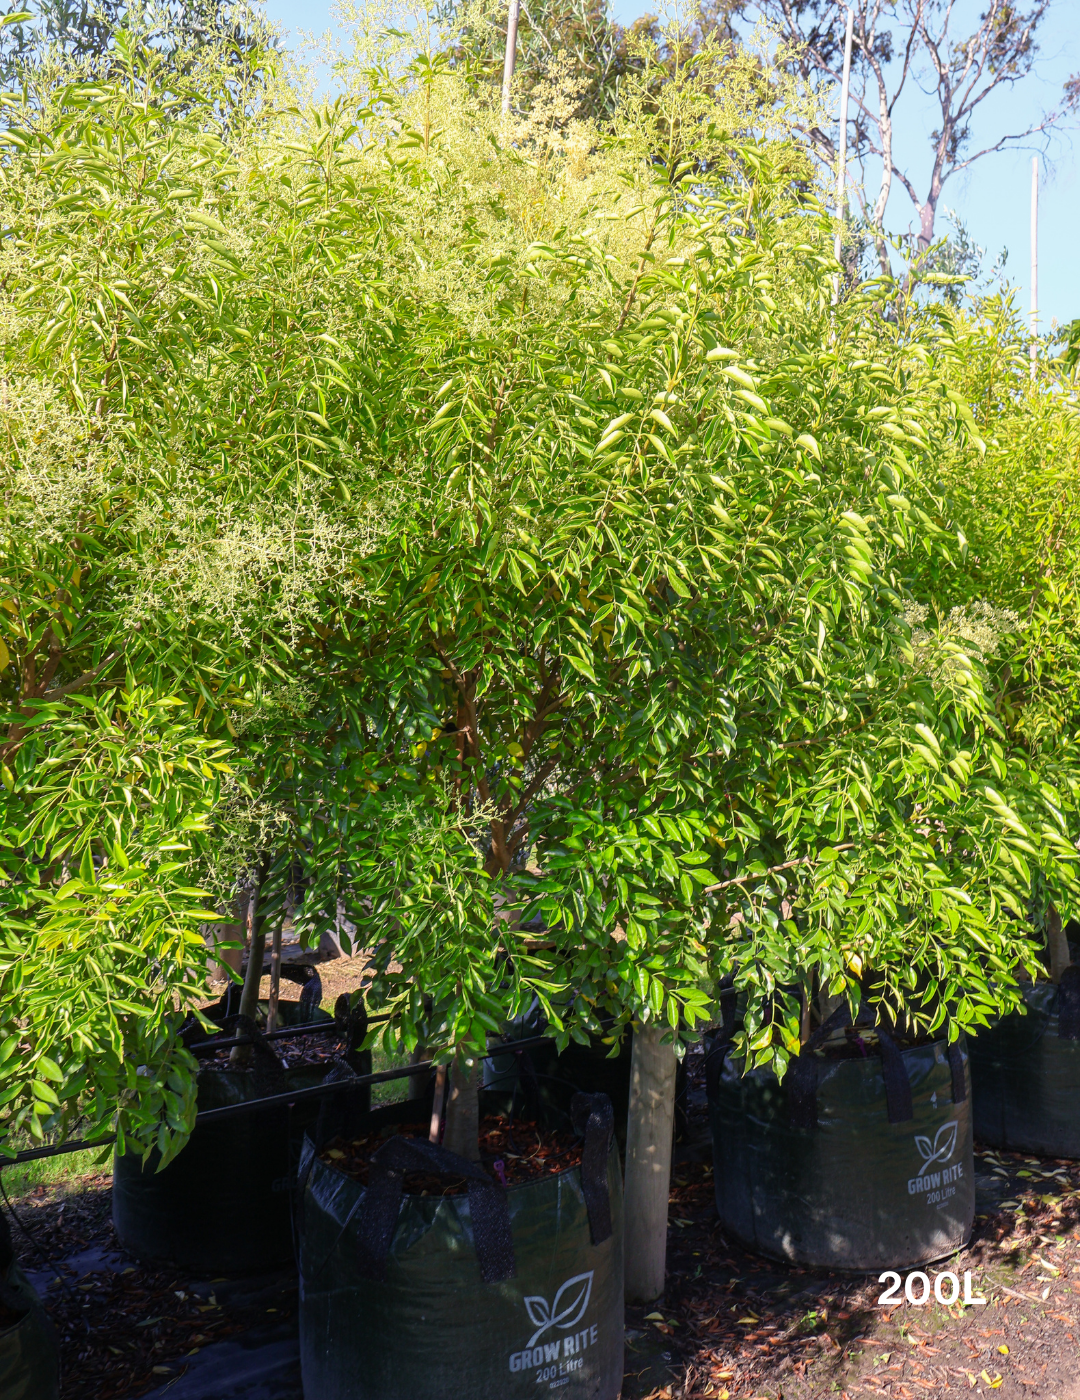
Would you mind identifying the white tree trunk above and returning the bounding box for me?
[442,1048,483,1161]
[623,1025,678,1303]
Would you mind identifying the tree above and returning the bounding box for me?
[745,0,1080,279]
[265,17,1080,1303]
[0,0,273,90]
[0,32,390,1156]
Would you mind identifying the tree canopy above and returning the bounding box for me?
[2,5,1079,1160]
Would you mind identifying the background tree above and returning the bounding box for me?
[0,0,273,89]
[742,0,1080,279]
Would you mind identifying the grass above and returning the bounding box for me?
[1,1143,111,1200]
[371,1047,415,1106]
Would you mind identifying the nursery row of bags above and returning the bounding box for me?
[6,978,1079,1400]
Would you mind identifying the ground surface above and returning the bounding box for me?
[6,1142,1080,1400]
[6,1023,1080,1399]
[623,1148,1080,1400]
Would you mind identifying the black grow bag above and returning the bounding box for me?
[708,1023,974,1270]
[113,998,352,1273]
[970,973,1080,1157]
[297,1092,624,1400]
[0,1214,60,1400]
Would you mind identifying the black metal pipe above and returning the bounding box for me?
[188,1010,393,1056]
[0,1028,570,1166]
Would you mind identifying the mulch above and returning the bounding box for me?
[624,1149,1080,1399]
[319,1115,585,1193]
[4,1174,292,1400]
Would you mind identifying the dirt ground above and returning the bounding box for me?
[6,1140,1080,1400]
[623,1146,1080,1400]
[7,1012,1080,1400]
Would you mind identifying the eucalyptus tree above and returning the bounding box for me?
[742,0,1080,280]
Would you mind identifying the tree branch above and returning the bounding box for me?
[703,844,855,896]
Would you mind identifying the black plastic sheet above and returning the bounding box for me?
[113,1001,342,1273]
[297,1094,624,1400]
[0,1214,59,1400]
[970,980,1080,1158]
[708,1035,974,1270]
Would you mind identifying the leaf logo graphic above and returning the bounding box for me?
[523,1272,594,1349]
[915,1120,958,1167]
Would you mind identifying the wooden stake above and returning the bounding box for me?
[501,0,520,118]
[832,6,854,305]
[429,1064,448,1143]
[623,1024,678,1303]
[266,915,283,1034]
[1030,154,1039,379]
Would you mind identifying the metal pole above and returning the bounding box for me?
[833,6,854,304]
[501,0,521,118]
[1030,154,1039,379]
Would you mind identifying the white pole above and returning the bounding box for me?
[501,0,520,118]
[833,7,854,304]
[1030,154,1039,379]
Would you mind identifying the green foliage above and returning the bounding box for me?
[0,689,229,1160]
[250,34,1077,1080]
[2,4,1078,1170]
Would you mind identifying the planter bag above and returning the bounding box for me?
[113,998,361,1273]
[707,1030,973,1270]
[0,1214,60,1400]
[297,1092,623,1400]
[969,973,1080,1158]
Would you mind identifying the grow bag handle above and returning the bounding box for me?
[787,1001,854,1131]
[570,1092,615,1246]
[308,998,373,1151]
[946,1033,968,1102]
[788,1004,923,1129]
[356,1136,516,1284]
[334,992,370,1071]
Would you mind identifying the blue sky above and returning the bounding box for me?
[265,0,1079,332]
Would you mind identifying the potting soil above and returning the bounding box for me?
[970,976,1080,1157]
[317,1115,585,1193]
[297,1091,623,1400]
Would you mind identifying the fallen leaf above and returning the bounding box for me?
[644,1312,664,1321]
[998,1344,1009,1355]
[152,1367,172,1376]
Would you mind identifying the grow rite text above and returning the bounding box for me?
[509,1325,600,1373]
[907,1159,964,1196]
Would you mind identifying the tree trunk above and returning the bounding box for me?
[230,872,267,1067]
[1048,905,1072,983]
[442,1048,483,1161]
[408,1041,430,1100]
[624,1024,678,1303]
